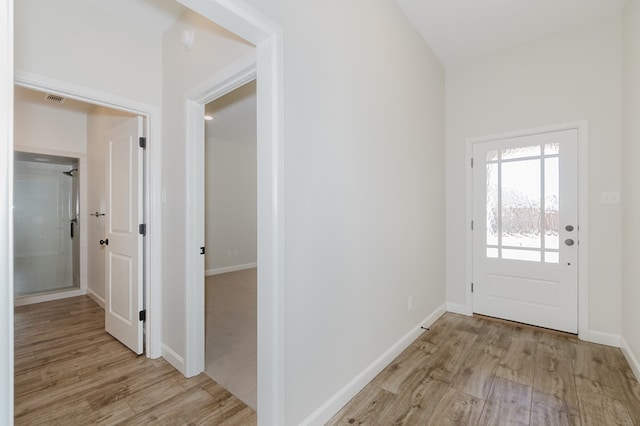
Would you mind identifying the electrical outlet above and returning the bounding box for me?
[408,296,413,312]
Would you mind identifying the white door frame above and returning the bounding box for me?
[13,71,164,360]
[466,121,589,339]
[177,0,285,423]
[0,0,14,422]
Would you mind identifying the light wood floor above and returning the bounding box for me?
[329,312,640,425]
[16,297,640,425]
[14,296,256,425]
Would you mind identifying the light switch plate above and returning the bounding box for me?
[601,191,620,205]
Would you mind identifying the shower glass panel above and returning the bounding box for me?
[14,155,80,296]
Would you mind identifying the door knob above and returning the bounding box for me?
[565,225,574,232]
[99,238,109,246]
[565,239,574,246]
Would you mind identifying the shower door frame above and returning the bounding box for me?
[12,147,87,305]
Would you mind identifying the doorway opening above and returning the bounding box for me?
[203,79,257,409]
[12,81,155,356]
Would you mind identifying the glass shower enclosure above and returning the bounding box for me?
[13,152,80,297]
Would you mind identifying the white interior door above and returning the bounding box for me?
[105,116,144,354]
[472,129,578,333]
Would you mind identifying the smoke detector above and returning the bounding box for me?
[44,94,65,104]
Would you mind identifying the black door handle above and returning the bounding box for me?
[70,222,74,239]
[99,238,109,246]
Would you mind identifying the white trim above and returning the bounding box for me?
[446,302,473,316]
[14,288,86,307]
[177,1,286,423]
[300,304,447,426]
[621,336,640,383]
[584,330,620,348]
[0,0,13,423]
[14,73,164,359]
[205,262,257,276]
[162,343,185,373]
[465,121,589,338]
[86,287,106,309]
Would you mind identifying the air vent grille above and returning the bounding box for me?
[44,94,65,104]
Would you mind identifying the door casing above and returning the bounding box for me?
[465,121,589,339]
[177,1,286,423]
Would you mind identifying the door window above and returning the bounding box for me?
[485,143,559,263]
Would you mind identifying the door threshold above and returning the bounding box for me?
[473,313,578,339]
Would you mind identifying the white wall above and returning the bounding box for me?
[205,82,257,273]
[162,10,254,364]
[86,107,136,304]
[14,0,162,106]
[14,95,87,154]
[446,17,623,337]
[622,0,640,377]
[216,1,446,423]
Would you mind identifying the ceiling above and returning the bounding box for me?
[29,1,626,71]
[395,0,627,68]
[85,0,186,37]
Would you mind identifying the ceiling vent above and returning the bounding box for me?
[44,94,65,104]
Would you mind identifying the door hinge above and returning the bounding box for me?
[471,282,474,293]
[200,246,206,255]
[139,310,146,322]
[471,220,474,230]
[139,224,146,236]
[471,157,474,168]
[139,137,147,149]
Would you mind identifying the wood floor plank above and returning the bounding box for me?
[372,340,437,394]
[578,390,635,426]
[474,320,513,351]
[532,345,579,413]
[425,387,484,426]
[478,377,532,426]
[451,343,502,399]
[326,385,397,425]
[381,370,451,424]
[495,337,537,386]
[424,329,478,383]
[530,400,580,426]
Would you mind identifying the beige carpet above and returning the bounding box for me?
[205,268,257,409]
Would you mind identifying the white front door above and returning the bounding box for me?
[472,129,579,333]
[105,116,144,354]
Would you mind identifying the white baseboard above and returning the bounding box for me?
[162,344,186,375]
[14,288,86,306]
[300,303,447,426]
[86,288,105,309]
[621,336,640,384]
[205,262,257,276]
[584,330,621,348]
[446,302,472,316]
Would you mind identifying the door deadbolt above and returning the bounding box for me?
[565,225,574,232]
[565,239,574,246]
